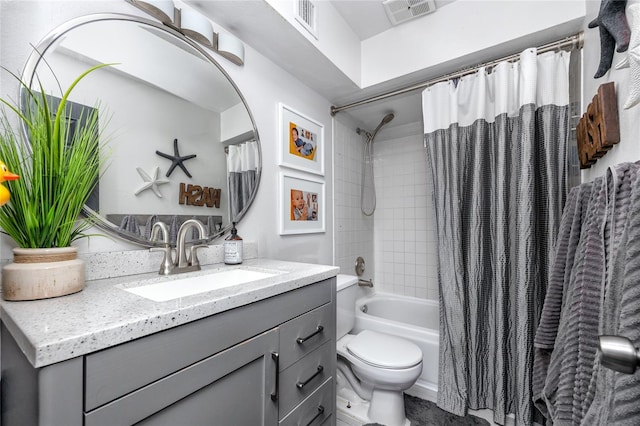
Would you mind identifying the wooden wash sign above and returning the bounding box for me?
[179,183,222,208]
[576,82,620,169]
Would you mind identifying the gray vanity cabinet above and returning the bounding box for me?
[1,277,336,426]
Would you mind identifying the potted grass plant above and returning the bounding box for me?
[0,64,110,300]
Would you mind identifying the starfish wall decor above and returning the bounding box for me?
[589,0,631,78]
[616,3,640,109]
[156,138,197,178]
[134,166,170,198]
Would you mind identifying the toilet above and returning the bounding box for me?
[336,274,423,426]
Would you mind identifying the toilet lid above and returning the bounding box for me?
[346,330,422,369]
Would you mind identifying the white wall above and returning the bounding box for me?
[265,0,362,86]
[362,0,585,88]
[0,0,334,265]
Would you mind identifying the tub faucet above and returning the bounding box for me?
[358,278,374,287]
[149,221,175,275]
[176,219,209,272]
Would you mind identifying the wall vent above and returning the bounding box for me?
[383,0,437,25]
[295,0,318,39]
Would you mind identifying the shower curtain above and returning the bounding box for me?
[423,49,570,425]
[227,140,258,221]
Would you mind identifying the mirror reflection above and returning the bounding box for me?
[22,15,260,247]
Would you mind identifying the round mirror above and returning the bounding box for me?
[21,13,261,247]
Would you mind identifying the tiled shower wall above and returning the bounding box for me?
[333,118,439,300]
[372,130,439,300]
[333,119,374,278]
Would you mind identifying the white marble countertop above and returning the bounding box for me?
[0,258,339,368]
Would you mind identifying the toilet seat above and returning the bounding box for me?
[346,330,422,369]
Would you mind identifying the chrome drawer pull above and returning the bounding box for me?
[303,405,325,426]
[296,325,324,344]
[271,352,279,401]
[296,365,324,389]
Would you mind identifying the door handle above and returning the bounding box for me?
[599,335,640,374]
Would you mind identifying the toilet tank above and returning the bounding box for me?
[336,274,359,339]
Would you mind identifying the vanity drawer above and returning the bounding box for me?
[279,339,334,417]
[85,279,332,411]
[279,377,333,426]
[84,328,278,426]
[279,301,335,371]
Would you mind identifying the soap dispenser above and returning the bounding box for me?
[224,222,243,264]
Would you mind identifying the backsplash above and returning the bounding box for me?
[81,242,258,281]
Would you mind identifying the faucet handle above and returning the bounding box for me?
[189,244,207,268]
[150,244,175,275]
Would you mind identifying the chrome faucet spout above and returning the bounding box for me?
[358,278,374,288]
[149,221,174,275]
[176,219,208,270]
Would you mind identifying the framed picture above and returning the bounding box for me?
[279,103,324,176]
[279,172,325,235]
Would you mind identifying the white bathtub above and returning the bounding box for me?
[353,292,439,401]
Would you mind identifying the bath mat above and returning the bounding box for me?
[364,394,491,426]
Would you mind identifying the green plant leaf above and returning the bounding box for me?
[0,63,112,248]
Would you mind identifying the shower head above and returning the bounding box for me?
[371,113,395,139]
[381,113,395,125]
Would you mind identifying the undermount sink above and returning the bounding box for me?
[120,267,285,302]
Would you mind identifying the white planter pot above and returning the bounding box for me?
[2,247,85,301]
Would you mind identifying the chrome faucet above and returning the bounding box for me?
[149,219,208,275]
[150,221,174,275]
[176,219,208,271]
[358,278,374,287]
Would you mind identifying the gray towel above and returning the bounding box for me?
[168,216,182,246]
[143,215,158,240]
[533,183,592,419]
[610,181,640,424]
[207,216,219,235]
[582,168,640,425]
[118,215,140,236]
[533,162,640,425]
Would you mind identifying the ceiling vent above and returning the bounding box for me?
[295,0,318,39]
[383,0,437,25]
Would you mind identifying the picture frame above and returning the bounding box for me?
[279,172,325,235]
[279,103,324,176]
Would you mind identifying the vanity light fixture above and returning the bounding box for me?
[215,32,245,66]
[128,0,175,25]
[125,0,245,65]
[180,6,215,47]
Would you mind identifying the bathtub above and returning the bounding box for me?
[353,292,439,401]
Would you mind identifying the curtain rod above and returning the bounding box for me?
[330,32,584,116]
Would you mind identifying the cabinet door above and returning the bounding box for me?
[85,328,279,426]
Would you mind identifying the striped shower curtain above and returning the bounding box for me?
[227,140,258,222]
[423,49,571,425]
